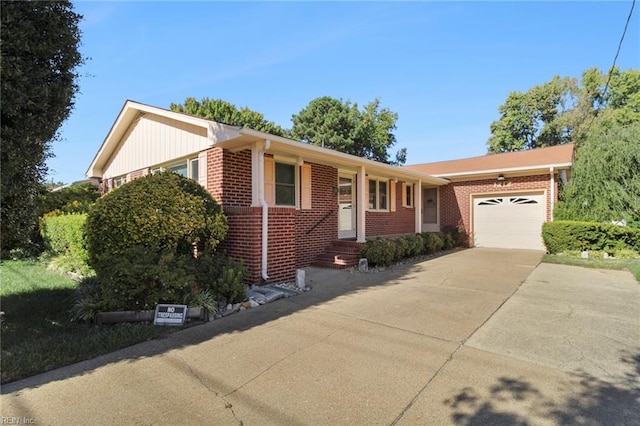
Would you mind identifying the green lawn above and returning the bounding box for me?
[542,254,640,282]
[0,260,173,384]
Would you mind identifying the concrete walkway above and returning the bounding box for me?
[2,249,638,425]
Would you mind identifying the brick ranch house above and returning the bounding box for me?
[87,101,574,283]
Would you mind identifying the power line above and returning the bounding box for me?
[583,0,636,137]
[601,0,636,102]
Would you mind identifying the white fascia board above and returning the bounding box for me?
[237,128,449,186]
[85,100,241,178]
[430,162,573,178]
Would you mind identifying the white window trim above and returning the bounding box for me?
[151,156,199,181]
[266,156,300,208]
[113,175,127,188]
[368,177,390,212]
[403,182,414,208]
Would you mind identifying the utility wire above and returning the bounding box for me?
[583,0,636,136]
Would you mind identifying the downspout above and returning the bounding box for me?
[259,140,271,281]
[549,167,555,221]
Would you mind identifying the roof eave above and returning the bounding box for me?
[234,128,449,186]
[429,162,573,179]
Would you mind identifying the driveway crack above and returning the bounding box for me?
[172,352,244,425]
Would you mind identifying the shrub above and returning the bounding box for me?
[191,254,247,304]
[39,213,91,275]
[360,231,460,267]
[84,172,230,312]
[422,232,444,254]
[360,238,395,267]
[394,237,411,262]
[542,221,640,254]
[613,248,640,259]
[442,225,468,247]
[438,232,455,250]
[406,234,424,257]
[85,172,227,263]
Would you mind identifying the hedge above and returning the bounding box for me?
[542,220,640,254]
[359,231,458,267]
[39,213,90,275]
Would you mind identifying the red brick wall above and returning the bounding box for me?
[365,181,416,237]
[220,206,262,282]
[439,174,554,246]
[296,164,338,269]
[207,148,252,207]
[211,153,338,283]
[267,208,297,281]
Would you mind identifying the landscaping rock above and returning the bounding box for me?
[250,285,285,303]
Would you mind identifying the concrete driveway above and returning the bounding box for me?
[2,249,639,425]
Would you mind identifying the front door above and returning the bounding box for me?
[423,187,439,232]
[338,175,356,239]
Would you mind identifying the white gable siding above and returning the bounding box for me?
[102,113,209,179]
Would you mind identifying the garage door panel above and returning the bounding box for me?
[473,194,545,250]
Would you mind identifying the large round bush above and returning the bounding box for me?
[86,172,227,260]
[85,172,229,310]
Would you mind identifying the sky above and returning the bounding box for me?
[49,1,639,184]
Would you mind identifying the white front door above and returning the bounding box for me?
[338,175,356,239]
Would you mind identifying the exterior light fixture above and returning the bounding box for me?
[497,174,505,181]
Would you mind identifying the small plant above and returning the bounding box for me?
[70,277,105,322]
[184,289,218,316]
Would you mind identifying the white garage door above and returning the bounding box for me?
[473,193,545,250]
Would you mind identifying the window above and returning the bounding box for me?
[113,176,126,187]
[368,178,389,210]
[155,158,199,181]
[275,162,295,206]
[405,183,413,208]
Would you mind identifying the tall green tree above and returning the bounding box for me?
[291,96,406,165]
[170,97,287,137]
[554,122,640,225]
[487,67,640,153]
[1,1,85,254]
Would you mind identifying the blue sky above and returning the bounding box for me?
[50,1,639,184]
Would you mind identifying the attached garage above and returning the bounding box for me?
[472,193,546,250]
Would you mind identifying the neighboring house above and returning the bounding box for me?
[404,144,574,250]
[86,101,449,283]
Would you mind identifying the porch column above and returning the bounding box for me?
[415,180,422,233]
[356,165,366,243]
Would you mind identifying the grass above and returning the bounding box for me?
[0,260,174,384]
[542,254,640,282]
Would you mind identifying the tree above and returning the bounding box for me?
[487,67,640,153]
[554,122,640,225]
[170,97,287,137]
[1,1,84,254]
[291,96,406,165]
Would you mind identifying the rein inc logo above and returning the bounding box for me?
[1,418,35,425]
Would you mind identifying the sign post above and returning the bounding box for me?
[154,304,188,326]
